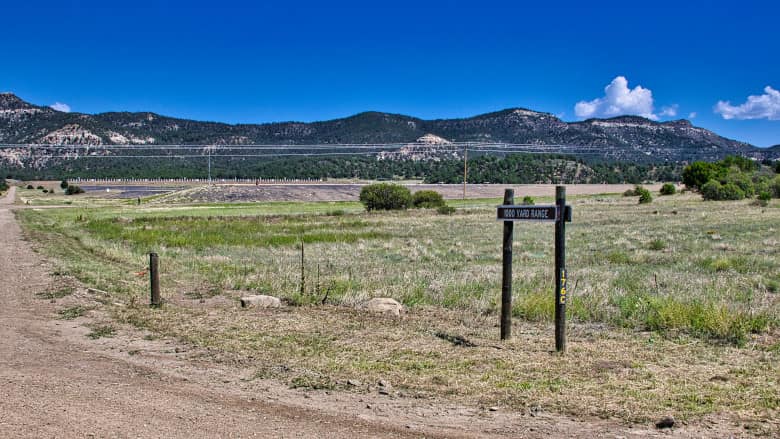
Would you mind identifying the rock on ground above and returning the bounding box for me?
[362,298,404,318]
[240,294,282,308]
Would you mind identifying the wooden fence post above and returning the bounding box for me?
[501,189,514,340]
[554,186,567,352]
[150,252,161,307]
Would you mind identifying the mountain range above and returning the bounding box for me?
[1,92,776,163]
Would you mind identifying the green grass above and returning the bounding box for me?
[14,192,780,427]
[17,194,780,344]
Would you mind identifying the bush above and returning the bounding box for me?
[26,184,34,190]
[772,175,780,198]
[635,186,652,204]
[437,205,456,215]
[755,191,771,206]
[42,189,49,193]
[65,185,85,195]
[411,190,445,208]
[721,183,746,200]
[359,183,411,211]
[60,179,69,190]
[623,188,637,196]
[0,178,8,192]
[521,196,535,205]
[701,180,723,201]
[702,180,745,201]
[36,185,44,190]
[723,172,755,197]
[659,183,676,195]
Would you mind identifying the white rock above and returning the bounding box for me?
[362,298,404,318]
[240,295,281,309]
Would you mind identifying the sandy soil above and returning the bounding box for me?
[0,185,736,438]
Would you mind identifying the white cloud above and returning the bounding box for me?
[688,112,697,119]
[50,102,71,112]
[714,86,780,120]
[660,104,679,117]
[575,76,658,120]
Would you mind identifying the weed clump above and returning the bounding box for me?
[648,239,666,251]
[58,306,87,320]
[87,325,116,339]
[359,183,412,211]
[521,195,535,205]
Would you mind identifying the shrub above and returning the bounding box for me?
[659,183,676,195]
[702,180,746,201]
[623,188,637,196]
[0,178,7,192]
[721,183,745,200]
[411,190,445,208]
[42,189,49,193]
[26,184,34,189]
[60,179,69,190]
[437,205,456,215]
[772,175,780,198]
[36,185,44,190]
[65,185,85,195]
[758,191,772,202]
[521,196,535,205]
[701,180,723,201]
[359,183,411,211]
[723,172,754,197]
[635,186,652,204]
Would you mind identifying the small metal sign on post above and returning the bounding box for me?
[497,186,572,352]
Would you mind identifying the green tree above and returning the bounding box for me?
[682,162,720,190]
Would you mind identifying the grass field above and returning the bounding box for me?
[16,188,780,431]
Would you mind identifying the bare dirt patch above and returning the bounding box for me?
[155,183,662,204]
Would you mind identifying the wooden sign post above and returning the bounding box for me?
[497,186,572,352]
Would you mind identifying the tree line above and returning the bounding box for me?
[2,153,683,184]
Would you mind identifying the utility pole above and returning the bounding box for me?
[462,145,468,200]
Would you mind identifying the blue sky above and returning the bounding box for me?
[2,0,778,146]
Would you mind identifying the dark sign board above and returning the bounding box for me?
[496,205,558,222]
